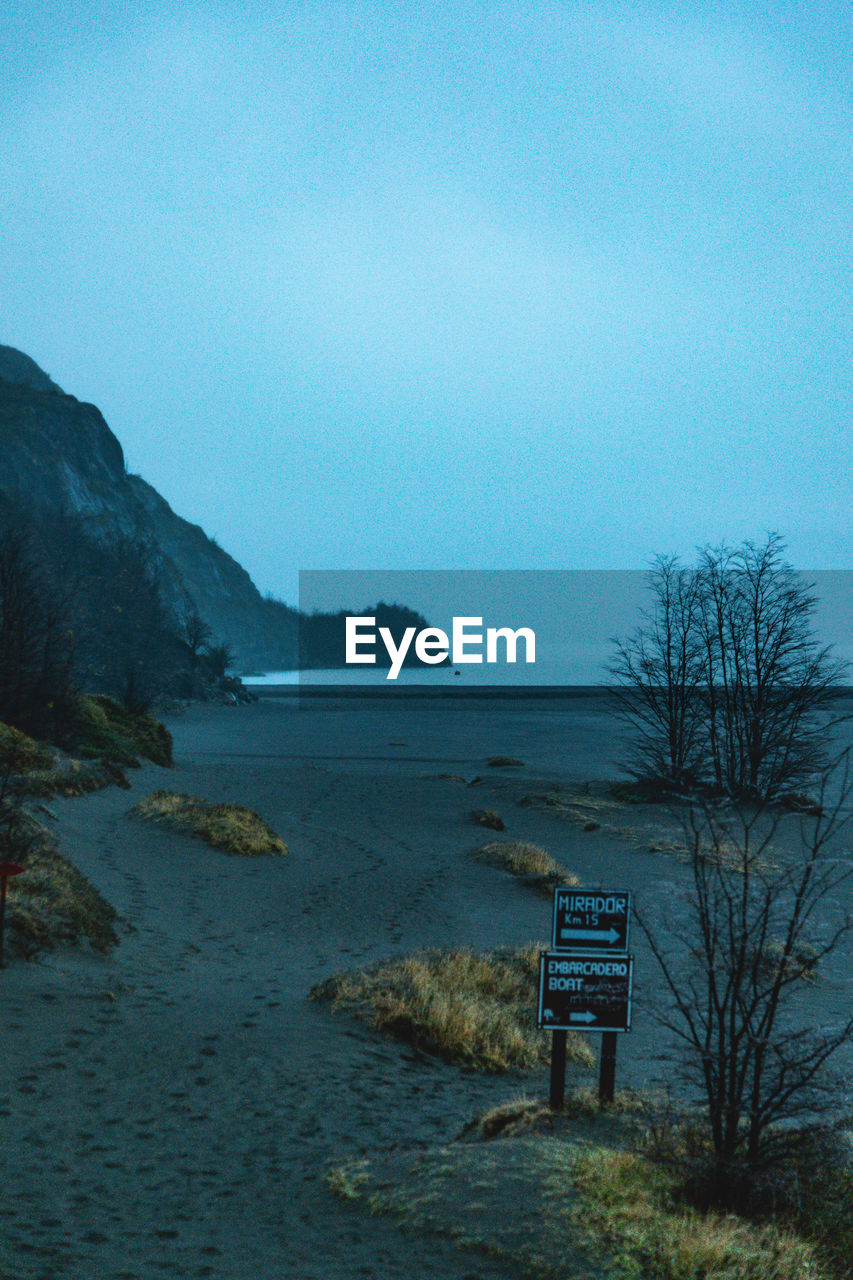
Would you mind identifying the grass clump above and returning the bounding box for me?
[130,790,288,856]
[461,1095,554,1141]
[6,828,119,957]
[471,809,505,831]
[473,840,580,897]
[15,758,130,797]
[311,944,593,1073]
[0,718,132,797]
[75,695,173,767]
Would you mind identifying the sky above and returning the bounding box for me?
[2,1,851,602]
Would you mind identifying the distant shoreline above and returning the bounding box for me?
[250,682,853,701]
[254,683,617,699]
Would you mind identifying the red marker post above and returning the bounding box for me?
[0,862,24,969]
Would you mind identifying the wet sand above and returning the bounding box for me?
[2,692,852,1279]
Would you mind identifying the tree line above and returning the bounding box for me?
[0,501,240,743]
[0,501,447,746]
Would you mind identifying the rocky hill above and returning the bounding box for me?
[0,345,296,669]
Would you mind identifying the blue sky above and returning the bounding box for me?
[2,1,850,600]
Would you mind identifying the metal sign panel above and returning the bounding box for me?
[551,888,631,952]
[537,950,633,1033]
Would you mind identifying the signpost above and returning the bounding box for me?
[537,951,633,1033]
[551,889,630,952]
[0,862,24,970]
[539,887,634,1108]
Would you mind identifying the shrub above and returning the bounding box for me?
[75,695,173,767]
[472,840,580,896]
[311,945,593,1073]
[130,790,287,856]
[0,722,55,772]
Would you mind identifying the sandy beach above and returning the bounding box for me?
[3,691,853,1280]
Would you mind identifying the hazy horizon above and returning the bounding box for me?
[285,568,853,684]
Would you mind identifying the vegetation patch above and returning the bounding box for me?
[0,722,55,772]
[519,785,689,855]
[310,945,593,1073]
[6,825,119,957]
[569,1145,823,1279]
[472,840,580,897]
[75,695,173,768]
[130,790,288,856]
[471,808,505,831]
[15,757,130,798]
[608,778,686,805]
[327,1106,830,1280]
[0,719,130,797]
[486,756,524,768]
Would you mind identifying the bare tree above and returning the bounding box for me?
[639,753,853,1209]
[696,536,845,801]
[611,535,847,802]
[608,554,706,790]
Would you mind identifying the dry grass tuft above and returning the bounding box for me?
[471,809,505,831]
[472,840,580,896]
[0,719,134,797]
[7,830,119,957]
[459,1087,654,1149]
[310,944,593,1073]
[130,790,288,856]
[463,1095,553,1140]
[16,758,130,798]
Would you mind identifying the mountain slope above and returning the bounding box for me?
[0,346,296,668]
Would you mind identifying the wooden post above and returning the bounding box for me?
[599,1031,617,1103]
[549,1029,567,1110]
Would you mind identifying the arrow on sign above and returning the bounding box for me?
[560,927,621,945]
[569,1010,597,1024]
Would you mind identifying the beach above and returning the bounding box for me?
[3,691,853,1279]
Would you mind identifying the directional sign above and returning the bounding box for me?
[537,950,633,1033]
[551,888,631,953]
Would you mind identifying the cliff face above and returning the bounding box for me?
[0,346,296,668]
